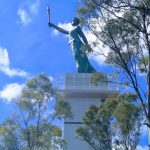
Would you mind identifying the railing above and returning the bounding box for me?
[55,73,118,92]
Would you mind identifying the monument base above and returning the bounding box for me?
[57,73,118,150]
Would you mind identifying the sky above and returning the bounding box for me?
[0,0,149,149]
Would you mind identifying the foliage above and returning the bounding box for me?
[0,118,20,150]
[76,94,143,150]
[0,74,71,150]
[91,72,108,86]
[56,100,73,119]
[77,0,150,133]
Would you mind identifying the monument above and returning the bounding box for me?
[47,6,118,150]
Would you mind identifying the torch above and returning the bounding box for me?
[46,5,50,23]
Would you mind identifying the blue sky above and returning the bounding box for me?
[0,0,148,149]
[0,0,103,107]
[0,1,79,101]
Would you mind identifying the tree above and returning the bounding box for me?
[0,74,72,150]
[76,94,143,150]
[77,0,150,141]
[0,118,20,150]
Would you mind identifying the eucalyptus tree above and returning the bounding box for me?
[0,74,72,150]
[0,118,20,150]
[76,94,143,150]
[77,0,150,131]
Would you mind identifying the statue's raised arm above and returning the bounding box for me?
[48,22,69,35]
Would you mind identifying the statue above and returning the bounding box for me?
[47,6,96,73]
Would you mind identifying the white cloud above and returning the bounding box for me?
[52,22,73,36]
[18,8,32,26]
[0,66,29,78]
[0,83,24,102]
[0,48,9,66]
[49,76,54,82]
[0,47,29,78]
[17,0,40,26]
[29,0,40,15]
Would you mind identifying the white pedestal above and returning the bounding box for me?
[57,73,118,150]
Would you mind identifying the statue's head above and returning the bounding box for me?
[71,17,80,26]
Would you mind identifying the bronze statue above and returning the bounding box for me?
[47,6,96,73]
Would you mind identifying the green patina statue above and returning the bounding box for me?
[48,17,96,73]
